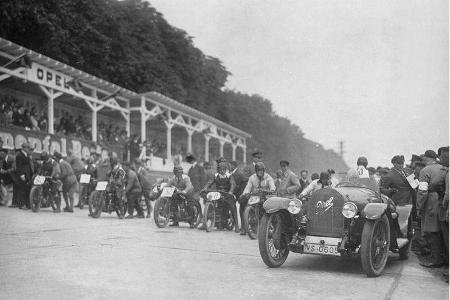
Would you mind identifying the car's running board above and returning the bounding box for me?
[396,238,409,248]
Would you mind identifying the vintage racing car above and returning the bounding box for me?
[257,182,412,277]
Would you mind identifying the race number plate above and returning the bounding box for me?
[33,175,46,185]
[160,187,175,198]
[303,236,341,256]
[95,181,108,191]
[79,174,91,184]
[248,195,260,205]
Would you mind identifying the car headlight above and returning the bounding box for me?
[342,202,357,218]
[288,199,302,214]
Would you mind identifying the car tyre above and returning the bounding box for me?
[361,214,390,277]
[258,212,289,268]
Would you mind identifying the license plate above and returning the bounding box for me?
[33,175,46,185]
[303,236,340,256]
[80,174,91,184]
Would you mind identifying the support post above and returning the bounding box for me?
[48,93,54,134]
[232,144,237,161]
[219,140,225,158]
[186,128,194,154]
[140,96,146,153]
[242,146,247,164]
[164,121,174,160]
[204,135,211,162]
[91,90,97,142]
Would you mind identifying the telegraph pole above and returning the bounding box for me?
[339,140,344,158]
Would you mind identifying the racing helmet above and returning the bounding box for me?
[254,162,266,173]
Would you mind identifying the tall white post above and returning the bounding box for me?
[91,90,97,142]
[232,144,237,161]
[186,128,194,154]
[125,102,130,138]
[165,121,174,160]
[140,96,146,145]
[219,140,225,158]
[242,146,247,164]
[204,135,211,162]
[47,90,54,134]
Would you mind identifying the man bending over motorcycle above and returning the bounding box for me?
[200,162,240,232]
[36,151,61,212]
[108,156,126,218]
[166,166,194,226]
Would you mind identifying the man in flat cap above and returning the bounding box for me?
[416,150,447,267]
[380,155,414,205]
[14,142,34,209]
[276,160,300,198]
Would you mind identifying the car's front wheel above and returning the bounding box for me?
[258,212,289,268]
[361,214,391,277]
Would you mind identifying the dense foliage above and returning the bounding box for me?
[0,0,348,173]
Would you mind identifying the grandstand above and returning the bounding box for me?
[0,38,250,173]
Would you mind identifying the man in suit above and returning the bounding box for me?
[186,154,206,194]
[298,170,310,194]
[238,150,263,235]
[14,142,34,209]
[276,160,300,198]
[416,150,447,268]
[0,148,15,206]
[54,152,78,212]
[380,155,414,206]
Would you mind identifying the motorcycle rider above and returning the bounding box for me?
[201,162,239,232]
[108,156,126,219]
[240,162,276,205]
[276,160,300,198]
[165,166,194,226]
[54,152,78,212]
[299,172,332,197]
[36,151,61,212]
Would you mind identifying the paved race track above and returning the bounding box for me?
[0,207,448,300]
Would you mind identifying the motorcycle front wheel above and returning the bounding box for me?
[154,198,170,228]
[29,186,42,213]
[204,202,215,232]
[244,205,258,240]
[89,191,104,218]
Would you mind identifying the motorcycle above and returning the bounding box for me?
[153,186,202,228]
[88,181,126,219]
[243,190,274,239]
[202,190,236,232]
[79,173,97,210]
[29,175,61,213]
